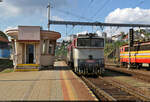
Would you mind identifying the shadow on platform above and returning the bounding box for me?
[40,66,71,71]
[53,66,71,70]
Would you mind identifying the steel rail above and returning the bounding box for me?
[82,75,150,101]
[99,76,150,101]
[82,76,117,101]
[105,65,150,82]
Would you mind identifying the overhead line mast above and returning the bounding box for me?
[47,3,50,30]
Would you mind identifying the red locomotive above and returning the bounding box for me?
[120,41,150,68]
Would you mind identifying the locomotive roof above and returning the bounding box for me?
[77,33,103,39]
[77,36,103,39]
[121,40,150,47]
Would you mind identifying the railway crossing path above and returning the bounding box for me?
[0,61,97,101]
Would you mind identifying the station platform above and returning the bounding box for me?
[0,61,97,101]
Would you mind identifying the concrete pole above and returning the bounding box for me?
[47,3,50,31]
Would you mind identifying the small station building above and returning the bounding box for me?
[6,26,61,71]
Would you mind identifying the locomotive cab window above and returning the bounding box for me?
[91,38,104,47]
[77,38,90,46]
[77,38,104,47]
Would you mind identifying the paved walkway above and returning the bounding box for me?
[0,61,97,101]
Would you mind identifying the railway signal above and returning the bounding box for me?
[128,28,134,69]
[129,28,134,47]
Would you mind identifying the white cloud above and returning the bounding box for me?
[104,7,150,36]
[105,7,150,24]
[0,0,69,18]
[0,2,20,17]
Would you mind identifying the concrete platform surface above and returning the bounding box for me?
[0,61,97,101]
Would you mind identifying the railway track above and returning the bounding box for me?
[105,65,150,82]
[81,76,150,101]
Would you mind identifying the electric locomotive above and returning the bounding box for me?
[120,41,150,68]
[67,33,105,75]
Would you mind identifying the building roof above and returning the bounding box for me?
[0,36,9,43]
[6,26,61,40]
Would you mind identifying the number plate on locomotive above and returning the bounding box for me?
[86,60,96,63]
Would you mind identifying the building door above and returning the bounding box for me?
[26,44,34,64]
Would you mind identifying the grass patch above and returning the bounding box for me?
[1,68,14,73]
[0,59,13,68]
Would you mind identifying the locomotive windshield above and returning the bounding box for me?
[77,38,104,47]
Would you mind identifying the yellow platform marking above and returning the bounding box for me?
[17,64,39,67]
[15,69,39,72]
[62,71,77,100]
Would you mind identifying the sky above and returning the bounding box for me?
[0,0,150,41]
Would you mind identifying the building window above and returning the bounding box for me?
[49,45,53,54]
[49,41,54,55]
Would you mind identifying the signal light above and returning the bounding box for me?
[129,28,134,47]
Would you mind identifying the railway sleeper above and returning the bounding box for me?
[82,76,117,101]
[106,78,150,101]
